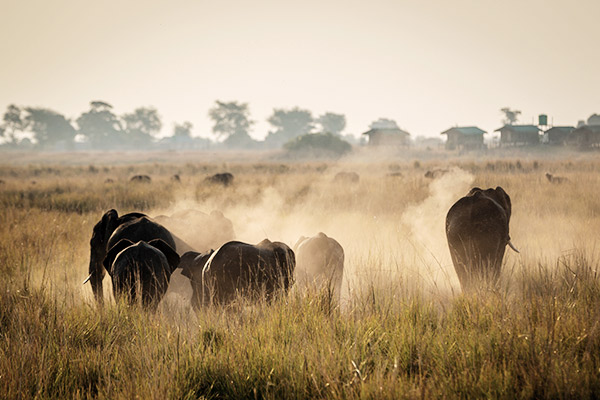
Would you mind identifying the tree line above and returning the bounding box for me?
[0,100,354,151]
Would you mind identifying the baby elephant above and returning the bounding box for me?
[103,239,180,310]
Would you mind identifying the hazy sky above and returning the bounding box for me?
[2,0,599,140]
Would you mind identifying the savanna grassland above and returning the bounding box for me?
[2,150,600,399]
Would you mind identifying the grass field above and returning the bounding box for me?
[1,151,600,399]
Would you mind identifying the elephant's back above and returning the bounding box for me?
[108,217,176,251]
[446,195,508,238]
[113,243,168,276]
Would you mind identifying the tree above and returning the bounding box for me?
[121,107,162,148]
[208,101,255,148]
[284,132,352,158]
[369,118,399,130]
[23,107,77,149]
[1,104,26,145]
[76,101,122,149]
[316,112,346,136]
[500,107,521,125]
[265,107,314,148]
[587,114,600,126]
[173,121,193,138]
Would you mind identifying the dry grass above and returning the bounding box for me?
[1,153,600,399]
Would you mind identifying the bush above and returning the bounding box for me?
[284,132,352,157]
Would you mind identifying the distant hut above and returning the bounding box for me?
[567,125,600,149]
[441,126,486,150]
[543,126,574,145]
[362,127,410,147]
[495,125,540,146]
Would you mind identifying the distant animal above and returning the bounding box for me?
[0,179,5,185]
[293,233,344,302]
[153,209,235,253]
[180,239,295,308]
[446,187,519,291]
[171,174,181,182]
[85,209,192,303]
[102,239,180,310]
[206,172,234,186]
[334,171,359,183]
[545,173,569,184]
[104,178,114,184]
[130,175,151,183]
[424,169,449,179]
[387,172,404,178]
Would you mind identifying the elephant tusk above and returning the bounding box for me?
[82,274,92,285]
[508,240,520,253]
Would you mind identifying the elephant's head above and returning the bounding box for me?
[468,186,512,221]
[86,209,120,301]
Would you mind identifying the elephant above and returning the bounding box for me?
[333,171,359,183]
[205,172,234,186]
[130,175,151,183]
[445,186,519,291]
[545,173,569,184]
[293,233,344,302]
[85,209,192,303]
[180,239,295,308]
[102,238,180,310]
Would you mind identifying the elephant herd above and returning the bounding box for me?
[85,186,518,310]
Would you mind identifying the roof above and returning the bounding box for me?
[494,125,540,133]
[362,128,410,136]
[544,126,574,133]
[440,126,486,136]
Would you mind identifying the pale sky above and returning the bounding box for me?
[2,0,599,140]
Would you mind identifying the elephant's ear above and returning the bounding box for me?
[91,209,118,246]
[494,186,512,219]
[181,251,213,280]
[103,238,134,274]
[467,187,483,196]
[148,239,180,273]
[293,236,307,252]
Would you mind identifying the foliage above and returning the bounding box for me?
[265,107,314,148]
[23,107,77,149]
[1,104,26,144]
[500,107,522,125]
[369,118,399,130]
[76,101,122,149]
[208,100,255,148]
[316,112,346,136]
[284,132,352,157]
[121,107,162,148]
[173,121,193,138]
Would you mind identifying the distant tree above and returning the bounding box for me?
[587,114,600,126]
[265,107,314,147]
[369,118,399,130]
[76,101,122,149]
[316,112,346,136]
[208,100,255,148]
[173,121,193,138]
[500,107,521,125]
[121,107,162,147]
[23,107,77,149]
[1,104,26,145]
[284,132,352,158]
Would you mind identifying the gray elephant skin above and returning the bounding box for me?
[294,232,344,301]
[102,239,180,310]
[180,239,296,308]
[446,186,517,291]
[86,209,181,303]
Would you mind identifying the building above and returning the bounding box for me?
[567,125,600,149]
[440,126,486,150]
[495,125,540,146]
[362,127,410,146]
[543,126,574,145]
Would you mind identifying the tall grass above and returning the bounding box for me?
[1,158,600,399]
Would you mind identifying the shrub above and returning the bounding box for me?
[284,132,352,158]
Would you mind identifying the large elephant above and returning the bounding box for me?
[85,209,190,303]
[180,239,295,308]
[102,239,180,310]
[293,232,344,302]
[445,186,519,291]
